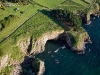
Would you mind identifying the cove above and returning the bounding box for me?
[35,17,100,75]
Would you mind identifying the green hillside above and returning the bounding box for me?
[0,0,100,75]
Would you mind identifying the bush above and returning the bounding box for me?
[50,9,82,30]
[0,15,19,31]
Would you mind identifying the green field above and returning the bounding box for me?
[0,4,42,41]
[0,0,100,75]
[72,0,89,7]
[84,0,95,3]
[34,0,65,8]
[0,11,63,56]
[0,11,64,74]
[55,0,89,13]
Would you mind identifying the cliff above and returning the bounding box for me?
[15,29,91,75]
[86,3,99,25]
[71,32,91,54]
[31,30,64,54]
[32,58,45,75]
[18,30,91,55]
[0,54,9,71]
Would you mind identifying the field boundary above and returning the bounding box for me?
[0,8,43,43]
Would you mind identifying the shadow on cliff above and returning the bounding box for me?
[39,10,68,31]
[35,33,100,75]
[27,36,33,54]
[35,11,100,73]
[20,56,36,75]
[34,40,87,75]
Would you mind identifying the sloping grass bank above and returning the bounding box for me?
[0,11,63,74]
[0,4,41,41]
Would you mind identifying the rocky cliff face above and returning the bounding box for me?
[17,30,91,75]
[32,58,45,75]
[38,61,45,75]
[31,30,64,54]
[71,32,91,54]
[18,37,30,54]
[0,54,9,71]
[18,30,91,55]
[10,64,22,75]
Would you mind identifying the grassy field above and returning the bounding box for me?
[11,11,64,40]
[0,4,35,20]
[72,0,89,7]
[0,11,64,58]
[0,4,42,41]
[34,0,65,8]
[0,0,99,74]
[0,11,64,74]
[55,0,89,13]
[84,0,95,3]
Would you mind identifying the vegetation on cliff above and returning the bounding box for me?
[0,0,100,74]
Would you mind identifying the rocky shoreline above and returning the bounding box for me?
[11,30,91,75]
[11,56,45,75]
[30,31,91,55]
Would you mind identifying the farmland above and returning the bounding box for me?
[0,4,42,41]
[34,0,65,8]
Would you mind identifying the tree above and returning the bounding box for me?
[70,14,82,30]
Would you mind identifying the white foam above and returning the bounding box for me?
[62,45,66,49]
[54,49,59,53]
[54,47,61,53]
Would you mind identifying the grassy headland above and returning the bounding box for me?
[0,0,100,74]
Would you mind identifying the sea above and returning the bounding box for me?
[35,17,100,75]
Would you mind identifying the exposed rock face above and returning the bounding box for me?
[0,54,9,71]
[72,35,91,54]
[16,30,91,75]
[18,30,91,55]
[31,30,64,54]
[55,32,91,54]
[10,65,22,75]
[56,32,72,49]
[18,37,30,54]
[38,61,45,75]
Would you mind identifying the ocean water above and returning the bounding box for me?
[35,17,100,75]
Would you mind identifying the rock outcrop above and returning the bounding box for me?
[32,58,45,75]
[72,33,91,54]
[38,61,45,75]
[56,32,72,49]
[18,30,91,55]
[10,64,22,75]
[18,37,31,54]
[31,30,64,54]
[0,54,9,71]
[16,30,92,75]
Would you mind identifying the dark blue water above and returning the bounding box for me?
[35,17,100,75]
